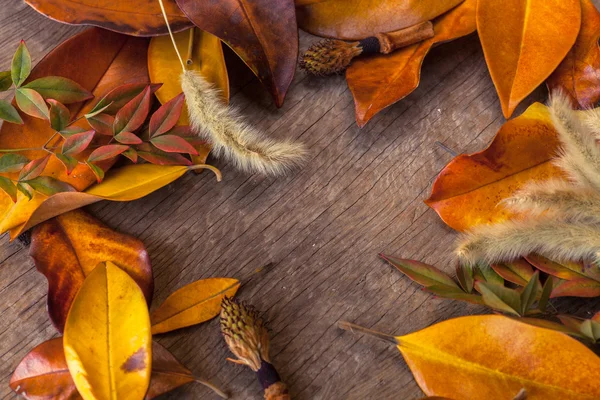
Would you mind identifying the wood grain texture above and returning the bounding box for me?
[1,1,600,399]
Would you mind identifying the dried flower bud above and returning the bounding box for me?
[300,39,363,76]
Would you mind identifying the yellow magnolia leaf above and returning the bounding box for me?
[151,278,240,335]
[5,163,221,239]
[64,261,152,400]
[341,315,600,399]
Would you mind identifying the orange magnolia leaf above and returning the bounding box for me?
[296,0,464,40]
[24,0,192,36]
[0,28,150,235]
[64,262,152,400]
[9,338,78,400]
[175,0,297,107]
[6,164,220,240]
[346,0,477,127]
[30,209,153,332]
[477,0,581,118]
[341,315,600,399]
[547,0,600,108]
[151,277,240,334]
[425,103,564,231]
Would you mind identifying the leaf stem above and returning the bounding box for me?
[338,321,398,344]
[186,27,195,65]
[194,377,228,399]
[189,164,222,182]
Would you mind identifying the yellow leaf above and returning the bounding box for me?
[64,261,152,400]
[341,315,600,399]
[5,163,221,239]
[151,278,240,335]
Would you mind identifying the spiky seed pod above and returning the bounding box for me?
[220,297,290,400]
[300,39,363,76]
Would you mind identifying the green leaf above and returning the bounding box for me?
[0,176,17,202]
[558,315,600,342]
[519,271,539,315]
[17,182,33,200]
[15,88,49,120]
[47,99,70,131]
[379,254,460,289]
[538,276,553,312]
[18,155,50,181]
[54,153,78,175]
[0,71,13,92]
[455,263,474,293]
[0,100,23,124]
[476,263,504,286]
[426,285,484,305]
[23,76,92,104]
[475,281,521,316]
[0,154,29,173]
[62,130,95,156]
[491,259,535,286]
[526,254,591,281]
[11,41,31,87]
[60,127,88,138]
[86,161,105,183]
[27,176,76,196]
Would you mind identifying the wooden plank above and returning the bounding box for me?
[1,2,599,399]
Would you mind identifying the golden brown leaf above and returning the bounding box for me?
[0,28,150,235]
[296,0,464,40]
[346,0,477,127]
[477,0,581,118]
[342,315,600,399]
[547,0,600,108]
[175,0,298,107]
[30,209,153,332]
[151,278,240,334]
[425,103,564,231]
[64,262,152,400]
[24,0,191,36]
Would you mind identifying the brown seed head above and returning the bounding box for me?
[299,39,363,76]
[220,296,270,371]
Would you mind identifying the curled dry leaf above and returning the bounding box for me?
[340,315,600,399]
[477,0,581,118]
[151,277,240,334]
[30,209,153,332]
[176,0,297,107]
[425,102,564,231]
[296,0,464,40]
[7,163,221,240]
[64,262,152,400]
[547,0,600,108]
[9,338,78,400]
[0,28,150,235]
[346,0,477,127]
[24,0,192,36]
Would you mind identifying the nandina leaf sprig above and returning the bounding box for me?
[0,41,213,201]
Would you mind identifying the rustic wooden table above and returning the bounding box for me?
[2,1,600,399]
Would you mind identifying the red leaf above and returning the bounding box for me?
[137,150,192,166]
[151,134,198,155]
[18,155,50,181]
[62,130,95,155]
[47,99,70,131]
[90,83,162,116]
[54,153,78,175]
[551,278,600,298]
[87,113,114,136]
[122,147,138,163]
[149,93,185,137]
[85,161,104,183]
[113,86,152,133]
[114,131,143,145]
[87,144,129,163]
[15,88,49,120]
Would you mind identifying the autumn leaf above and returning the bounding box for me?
[62,130,95,156]
[113,86,152,134]
[175,0,297,107]
[490,259,535,286]
[340,315,600,399]
[0,99,23,124]
[150,134,198,155]
[346,0,477,126]
[19,155,50,181]
[379,254,459,289]
[114,131,143,145]
[525,254,598,282]
[87,113,114,136]
[15,88,49,120]
[0,177,17,202]
[477,0,581,118]
[425,102,564,231]
[0,153,29,173]
[24,0,192,36]
[0,28,150,235]
[9,337,79,400]
[87,144,129,163]
[11,41,31,88]
[64,262,152,400]
[151,278,240,334]
[30,209,153,332]
[547,0,600,108]
[149,93,185,138]
[23,76,93,104]
[0,70,13,91]
[551,278,600,298]
[296,0,464,40]
[5,163,221,239]
[48,99,70,131]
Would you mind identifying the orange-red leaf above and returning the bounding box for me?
[114,131,143,145]
[47,99,70,131]
[149,93,184,138]
[62,130,95,156]
[86,113,114,136]
[151,134,198,155]
[346,0,477,126]
[113,86,152,134]
[547,0,600,108]
[425,103,563,231]
[477,0,581,118]
[18,155,50,181]
[30,209,153,332]
[176,0,298,107]
[87,144,129,163]
[551,278,600,298]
